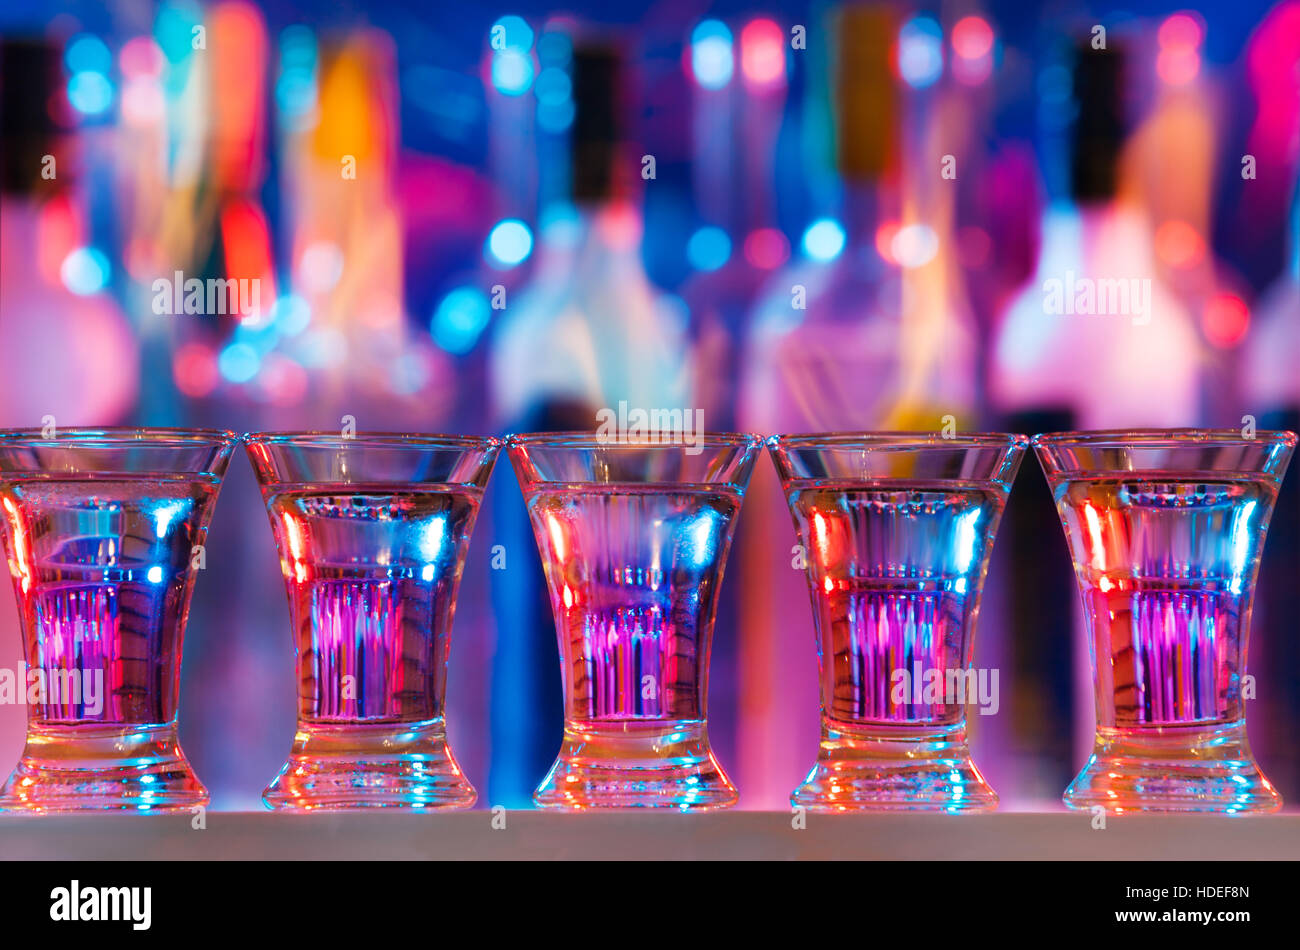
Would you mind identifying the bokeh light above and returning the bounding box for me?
[740,19,785,88]
[690,20,733,90]
[60,248,111,295]
[486,219,534,267]
[432,286,492,354]
[687,226,732,271]
[898,16,943,89]
[802,218,847,262]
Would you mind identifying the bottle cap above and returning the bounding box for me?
[1070,42,1126,202]
[0,38,63,196]
[571,42,624,202]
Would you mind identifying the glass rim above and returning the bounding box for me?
[1031,428,1298,450]
[0,426,239,447]
[770,431,1029,449]
[244,431,503,450]
[505,431,763,449]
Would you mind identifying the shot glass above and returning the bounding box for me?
[245,432,499,810]
[1034,429,1297,814]
[507,432,761,810]
[0,428,237,812]
[769,432,1027,812]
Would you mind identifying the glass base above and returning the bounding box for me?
[262,718,475,811]
[0,722,207,813]
[792,721,997,813]
[534,721,736,811]
[1064,721,1280,814]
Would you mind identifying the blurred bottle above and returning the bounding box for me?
[0,38,138,427]
[743,7,974,435]
[991,42,1200,429]
[735,5,977,807]
[990,41,1202,795]
[681,17,788,431]
[487,41,691,805]
[0,37,139,779]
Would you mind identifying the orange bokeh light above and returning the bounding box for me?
[1154,220,1205,268]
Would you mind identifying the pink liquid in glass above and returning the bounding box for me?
[0,474,219,727]
[788,480,1005,729]
[525,485,741,730]
[1054,475,1274,731]
[263,483,482,726]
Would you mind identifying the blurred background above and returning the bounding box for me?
[0,0,1297,811]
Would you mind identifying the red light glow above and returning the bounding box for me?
[952,16,994,59]
[1202,294,1250,348]
[744,228,789,269]
[740,19,785,87]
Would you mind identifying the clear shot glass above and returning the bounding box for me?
[769,432,1027,812]
[245,432,499,810]
[0,428,237,812]
[1034,428,1297,814]
[506,432,761,810]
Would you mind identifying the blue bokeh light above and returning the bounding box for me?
[431,287,492,354]
[61,248,111,295]
[687,226,732,271]
[218,343,261,383]
[899,16,944,88]
[690,20,733,90]
[492,49,535,96]
[802,218,847,261]
[68,72,114,115]
[486,219,534,267]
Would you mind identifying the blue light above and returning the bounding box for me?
[155,4,200,63]
[690,20,733,90]
[61,248,110,295]
[802,218,847,261]
[280,25,316,71]
[538,99,574,133]
[218,342,260,383]
[272,294,311,336]
[492,49,535,96]
[146,566,164,584]
[535,67,571,106]
[493,15,534,52]
[537,30,571,67]
[687,226,731,271]
[66,35,112,74]
[68,72,114,115]
[431,287,491,354]
[486,219,534,267]
[899,16,944,89]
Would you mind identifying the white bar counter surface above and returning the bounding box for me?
[2,811,1299,860]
